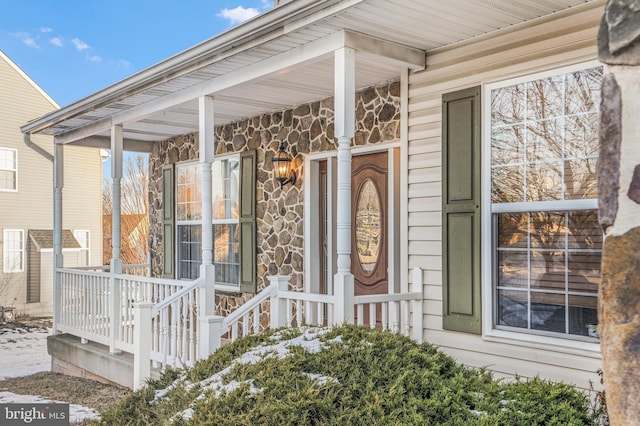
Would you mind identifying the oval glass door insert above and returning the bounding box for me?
[355,178,381,274]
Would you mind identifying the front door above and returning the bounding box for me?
[352,152,388,298]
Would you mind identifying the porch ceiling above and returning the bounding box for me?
[22,0,601,148]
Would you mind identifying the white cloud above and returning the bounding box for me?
[49,37,63,47]
[10,32,38,48]
[89,55,102,62]
[118,59,131,68]
[217,6,260,25]
[40,27,53,33]
[71,38,89,51]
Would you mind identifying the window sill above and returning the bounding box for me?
[215,284,243,295]
[483,328,601,359]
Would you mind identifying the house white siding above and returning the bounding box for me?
[407,1,604,389]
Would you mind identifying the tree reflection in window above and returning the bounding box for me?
[355,179,381,274]
[490,66,603,338]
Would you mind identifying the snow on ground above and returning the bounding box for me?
[0,327,50,379]
[0,324,100,423]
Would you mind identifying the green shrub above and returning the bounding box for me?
[95,325,596,425]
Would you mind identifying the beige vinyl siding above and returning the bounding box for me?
[0,53,102,314]
[406,0,604,389]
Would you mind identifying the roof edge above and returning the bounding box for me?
[0,49,60,110]
[21,0,348,136]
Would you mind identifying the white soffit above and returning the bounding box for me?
[33,0,599,145]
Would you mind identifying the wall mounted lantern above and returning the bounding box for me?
[272,142,297,188]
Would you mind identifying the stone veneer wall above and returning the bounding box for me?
[149,81,400,316]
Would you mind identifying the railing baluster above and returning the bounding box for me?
[357,304,364,326]
[382,302,388,330]
[286,299,292,327]
[296,300,302,326]
[252,306,260,334]
[403,300,410,336]
[369,304,376,329]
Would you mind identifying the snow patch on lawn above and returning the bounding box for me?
[0,327,50,380]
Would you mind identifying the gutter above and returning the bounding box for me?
[20,0,353,136]
[23,129,53,162]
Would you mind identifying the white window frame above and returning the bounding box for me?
[73,230,91,267]
[175,155,241,290]
[3,229,24,273]
[481,61,603,353]
[0,148,18,192]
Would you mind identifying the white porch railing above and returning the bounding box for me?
[72,263,151,276]
[55,267,424,389]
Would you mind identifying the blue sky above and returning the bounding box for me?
[0,0,273,106]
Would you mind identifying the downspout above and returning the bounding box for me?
[23,133,54,162]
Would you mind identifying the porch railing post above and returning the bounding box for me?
[411,267,424,343]
[53,141,63,335]
[133,302,153,390]
[199,315,223,359]
[333,47,356,325]
[109,259,122,354]
[268,275,289,329]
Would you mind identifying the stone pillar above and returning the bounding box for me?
[53,141,63,335]
[333,47,355,324]
[597,2,640,424]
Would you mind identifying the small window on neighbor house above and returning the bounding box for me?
[488,64,603,340]
[0,148,17,191]
[3,229,24,273]
[73,230,90,267]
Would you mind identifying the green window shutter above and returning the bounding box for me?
[162,164,175,279]
[442,86,481,334]
[239,150,257,293]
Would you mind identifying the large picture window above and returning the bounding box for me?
[488,64,602,340]
[176,157,240,285]
[0,148,17,191]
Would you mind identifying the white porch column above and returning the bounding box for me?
[333,47,355,324]
[110,124,123,274]
[199,95,216,314]
[53,141,63,335]
[109,125,123,354]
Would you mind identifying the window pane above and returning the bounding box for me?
[568,295,598,336]
[496,213,529,248]
[492,166,524,203]
[526,119,563,163]
[565,114,598,159]
[214,224,239,285]
[568,210,602,249]
[492,125,524,165]
[526,75,564,121]
[565,67,602,115]
[526,162,563,202]
[531,292,565,333]
[529,212,565,250]
[530,251,565,291]
[564,158,597,200]
[497,289,528,329]
[0,170,15,190]
[491,84,526,126]
[177,225,201,280]
[497,251,528,288]
[177,163,201,221]
[212,158,239,220]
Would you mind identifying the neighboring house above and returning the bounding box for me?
[22,0,606,389]
[0,50,102,316]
